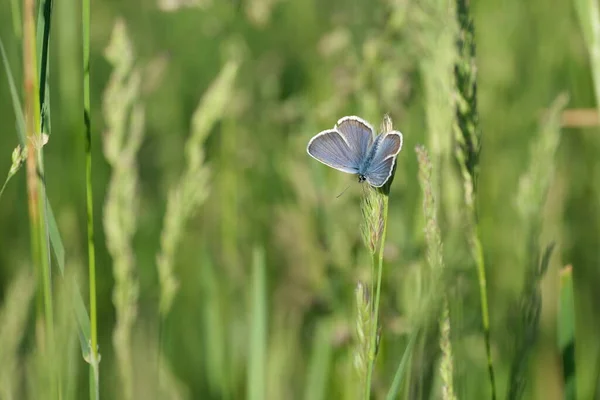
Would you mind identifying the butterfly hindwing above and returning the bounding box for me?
[365,131,403,187]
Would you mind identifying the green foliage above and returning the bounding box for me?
[0,0,598,398]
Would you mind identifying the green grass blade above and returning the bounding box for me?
[81,0,99,394]
[247,247,267,400]
[0,37,26,147]
[42,180,92,361]
[37,0,54,290]
[303,321,333,400]
[73,282,92,360]
[36,0,44,74]
[46,204,64,274]
[386,330,419,400]
[47,201,91,366]
[559,266,576,400]
[37,0,53,135]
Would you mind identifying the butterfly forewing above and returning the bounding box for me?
[335,116,374,165]
[307,129,360,174]
[364,131,403,187]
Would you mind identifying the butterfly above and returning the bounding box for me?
[307,116,403,187]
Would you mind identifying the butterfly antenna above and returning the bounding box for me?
[336,184,351,199]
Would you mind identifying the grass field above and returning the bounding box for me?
[0,0,599,398]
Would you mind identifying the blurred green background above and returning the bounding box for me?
[1,0,599,398]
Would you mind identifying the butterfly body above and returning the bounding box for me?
[307,116,403,187]
[356,133,385,178]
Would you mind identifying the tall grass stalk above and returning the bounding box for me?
[413,2,461,396]
[35,1,59,395]
[416,145,455,400]
[102,19,144,400]
[156,60,239,319]
[155,60,239,393]
[508,94,567,399]
[23,0,55,369]
[416,0,458,211]
[516,95,567,238]
[81,0,99,394]
[23,0,59,396]
[453,0,495,397]
[364,192,388,399]
[363,115,396,399]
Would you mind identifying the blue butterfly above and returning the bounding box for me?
[307,116,403,187]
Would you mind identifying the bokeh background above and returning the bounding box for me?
[0,0,599,399]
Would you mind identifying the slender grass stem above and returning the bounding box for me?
[365,194,389,399]
[37,5,56,381]
[23,0,57,396]
[462,193,496,400]
[0,181,8,199]
[471,226,494,392]
[81,0,99,396]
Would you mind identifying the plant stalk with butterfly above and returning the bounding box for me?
[307,114,402,398]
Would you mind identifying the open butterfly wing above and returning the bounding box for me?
[335,116,374,164]
[307,129,360,174]
[365,131,403,187]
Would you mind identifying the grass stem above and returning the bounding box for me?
[23,0,57,396]
[81,0,99,395]
[365,194,389,399]
[472,226,494,394]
